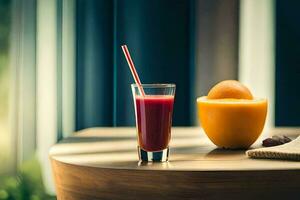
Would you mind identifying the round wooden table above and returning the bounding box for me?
[50,127,300,200]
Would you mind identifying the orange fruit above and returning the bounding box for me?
[207,80,253,100]
[197,80,267,149]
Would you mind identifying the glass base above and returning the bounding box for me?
[138,146,169,162]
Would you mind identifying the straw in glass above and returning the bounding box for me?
[121,45,145,96]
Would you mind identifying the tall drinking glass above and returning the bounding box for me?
[131,84,176,162]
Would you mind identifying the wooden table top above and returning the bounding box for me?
[50,127,300,200]
[50,127,300,171]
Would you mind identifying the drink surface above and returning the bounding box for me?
[135,95,174,152]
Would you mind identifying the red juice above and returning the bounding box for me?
[135,95,174,152]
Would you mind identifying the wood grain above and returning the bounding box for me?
[50,127,300,200]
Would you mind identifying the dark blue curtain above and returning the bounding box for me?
[76,0,192,129]
[275,0,300,126]
[76,0,240,130]
[76,0,114,128]
[115,1,192,126]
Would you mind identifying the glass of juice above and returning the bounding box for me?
[131,84,176,162]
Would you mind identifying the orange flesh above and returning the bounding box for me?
[197,97,267,149]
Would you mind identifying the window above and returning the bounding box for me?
[0,0,11,174]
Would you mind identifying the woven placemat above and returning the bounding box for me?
[246,136,300,161]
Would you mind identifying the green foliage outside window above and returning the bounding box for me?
[0,158,56,200]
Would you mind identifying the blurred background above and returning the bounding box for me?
[0,0,299,199]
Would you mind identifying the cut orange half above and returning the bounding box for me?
[197,96,267,149]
